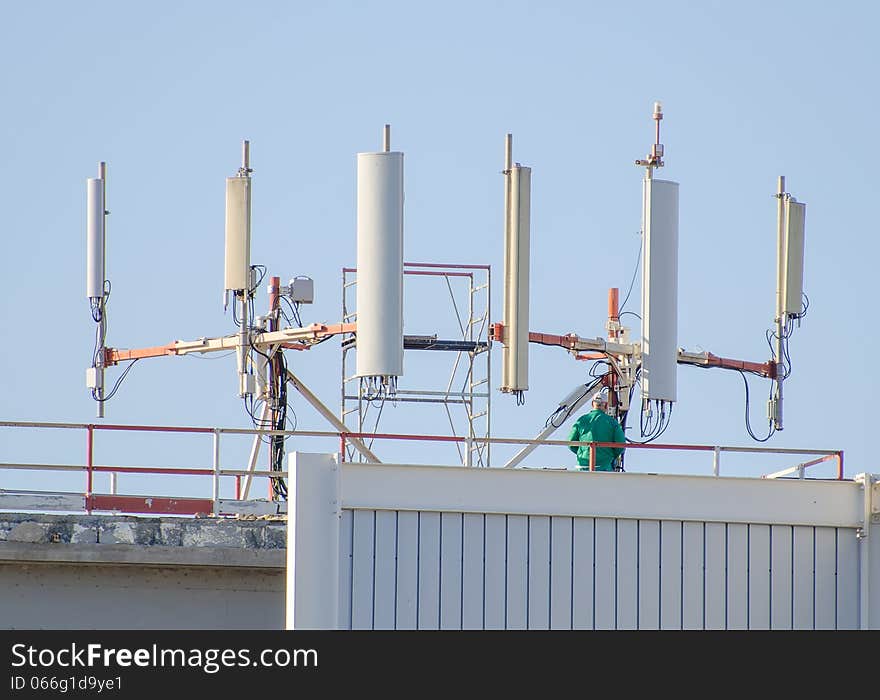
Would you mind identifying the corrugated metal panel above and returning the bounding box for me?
[682,521,704,629]
[814,527,837,630]
[771,524,793,629]
[337,508,861,630]
[395,510,419,629]
[571,517,595,630]
[639,520,661,630]
[793,525,814,629]
[727,523,749,630]
[705,522,726,630]
[484,514,506,630]
[417,512,441,629]
[506,515,528,630]
[617,519,638,630]
[748,524,771,630]
[659,520,682,630]
[351,509,374,630]
[594,518,616,630]
[373,510,396,630]
[837,528,860,629]
[528,516,551,630]
[461,513,484,630]
[550,516,573,630]
[338,509,353,629]
[440,513,463,629]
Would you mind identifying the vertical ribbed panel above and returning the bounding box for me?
[338,509,860,629]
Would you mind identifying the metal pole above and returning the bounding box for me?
[589,443,596,471]
[713,446,721,476]
[86,425,94,513]
[97,162,107,419]
[241,402,270,500]
[383,124,391,152]
[268,276,281,501]
[286,369,381,463]
[773,176,786,430]
[213,429,221,515]
[503,383,601,468]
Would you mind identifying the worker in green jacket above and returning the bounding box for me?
[568,392,626,471]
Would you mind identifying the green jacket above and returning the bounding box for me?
[568,409,626,471]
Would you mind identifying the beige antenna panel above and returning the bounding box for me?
[782,199,806,317]
[224,176,251,292]
[501,153,531,395]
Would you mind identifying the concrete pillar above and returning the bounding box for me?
[286,452,341,629]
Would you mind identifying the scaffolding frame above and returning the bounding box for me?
[341,262,491,466]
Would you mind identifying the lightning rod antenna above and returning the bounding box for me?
[635,101,665,177]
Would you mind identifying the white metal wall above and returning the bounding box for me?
[286,454,879,630]
[336,510,859,630]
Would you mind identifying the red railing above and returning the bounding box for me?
[0,420,845,517]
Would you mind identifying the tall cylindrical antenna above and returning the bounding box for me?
[501,132,531,400]
[772,175,787,431]
[87,162,108,418]
[383,124,391,152]
[775,176,786,323]
[86,181,105,300]
[98,162,107,303]
[356,135,405,388]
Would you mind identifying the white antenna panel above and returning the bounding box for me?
[86,177,104,300]
[640,178,679,403]
[783,200,806,317]
[502,165,531,393]
[224,176,251,292]
[355,151,404,379]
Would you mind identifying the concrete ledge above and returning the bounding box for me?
[0,540,284,569]
[0,512,287,569]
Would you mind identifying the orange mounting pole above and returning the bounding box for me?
[703,353,776,379]
[607,287,619,413]
[104,343,179,365]
[589,442,596,472]
[607,287,620,331]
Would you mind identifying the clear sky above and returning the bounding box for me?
[1,1,876,498]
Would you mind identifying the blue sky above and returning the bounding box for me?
[1,1,875,497]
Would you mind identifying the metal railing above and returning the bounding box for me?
[0,420,845,517]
